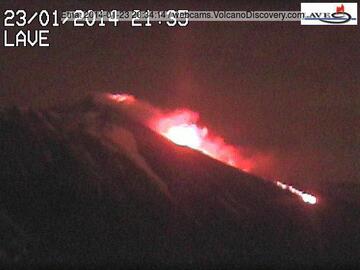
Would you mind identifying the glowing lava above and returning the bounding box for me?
[108,93,135,103]
[276,181,317,204]
[154,110,317,205]
[165,124,204,148]
[107,93,317,205]
[151,109,254,172]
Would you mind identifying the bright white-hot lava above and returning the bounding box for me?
[151,109,254,172]
[108,93,317,205]
[165,124,205,148]
[276,181,317,205]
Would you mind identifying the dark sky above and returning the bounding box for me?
[1,0,359,187]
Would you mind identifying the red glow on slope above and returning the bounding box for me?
[107,93,317,205]
[150,109,253,172]
[151,109,317,205]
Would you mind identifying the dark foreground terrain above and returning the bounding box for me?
[0,95,359,269]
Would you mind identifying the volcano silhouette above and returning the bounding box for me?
[0,94,358,268]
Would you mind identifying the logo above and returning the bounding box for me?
[301,3,357,25]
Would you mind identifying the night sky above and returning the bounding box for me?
[1,0,359,188]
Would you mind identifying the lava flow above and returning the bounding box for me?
[107,93,317,205]
[276,181,317,205]
[150,109,253,172]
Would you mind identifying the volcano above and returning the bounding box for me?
[0,93,359,268]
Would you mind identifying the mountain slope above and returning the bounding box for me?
[0,95,358,268]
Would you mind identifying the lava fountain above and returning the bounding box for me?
[107,93,317,205]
